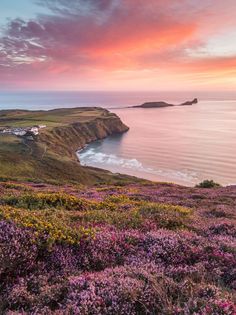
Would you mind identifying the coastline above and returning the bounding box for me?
[0,107,134,184]
[78,141,198,187]
[1,103,234,187]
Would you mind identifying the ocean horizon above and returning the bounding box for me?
[1,90,236,110]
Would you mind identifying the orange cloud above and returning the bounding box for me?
[1,0,236,90]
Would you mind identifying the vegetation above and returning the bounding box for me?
[0,109,234,314]
[1,192,91,210]
[0,180,235,314]
[195,179,222,188]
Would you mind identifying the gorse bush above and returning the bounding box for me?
[1,192,92,210]
[0,206,95,246]
[1,182,32,191]
[0,190,193,231]
[196,179,222,188]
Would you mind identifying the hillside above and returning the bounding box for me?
[0,107,135,185]
[0,179,235,314]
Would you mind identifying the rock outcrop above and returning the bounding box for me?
[180,98,198,106]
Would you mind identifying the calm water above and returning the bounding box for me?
[0,91,236,186]
[79,100,236,186]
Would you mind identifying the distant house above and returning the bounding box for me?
[29,127,39,135]
[0,125,46,138]
[2,128,11,134]
[13,130,27,136]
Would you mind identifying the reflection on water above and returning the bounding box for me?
[79,101,236,186]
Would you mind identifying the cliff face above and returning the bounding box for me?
[39,113,129,159]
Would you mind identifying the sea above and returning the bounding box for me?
[0,91,236,186]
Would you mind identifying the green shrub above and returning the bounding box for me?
[73,201,192,231]
[1,182,32,191]
[1,192,92,210]
[195,180,221,188]
[75,209,142,229]
[0,206,95,246]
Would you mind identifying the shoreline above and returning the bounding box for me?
[78,142,197,187]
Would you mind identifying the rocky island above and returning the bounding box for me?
[133,98,198,108]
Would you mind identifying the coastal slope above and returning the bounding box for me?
[0,107,132,184]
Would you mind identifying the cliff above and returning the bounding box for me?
[38,111,129,159]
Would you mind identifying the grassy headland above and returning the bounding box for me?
[0,107,137,185]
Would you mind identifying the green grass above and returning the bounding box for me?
[0,107,110,128]
[0,107,135,185]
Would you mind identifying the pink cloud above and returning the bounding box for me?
[0,0,236,89]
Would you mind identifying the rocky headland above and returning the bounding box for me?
[38,107,129,159]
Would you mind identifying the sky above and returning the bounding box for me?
[0,0,236,91]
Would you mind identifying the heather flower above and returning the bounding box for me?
[0,180,235,313]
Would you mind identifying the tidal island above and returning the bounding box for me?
[133,98,198,108]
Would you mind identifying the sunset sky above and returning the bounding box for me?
[0,0,236,91]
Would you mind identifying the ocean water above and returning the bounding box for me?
[79,99,236,186]
[0,91,236,186]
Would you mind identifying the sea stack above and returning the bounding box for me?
[180,98,198,106]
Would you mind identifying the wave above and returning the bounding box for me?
[78,148,199,183]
